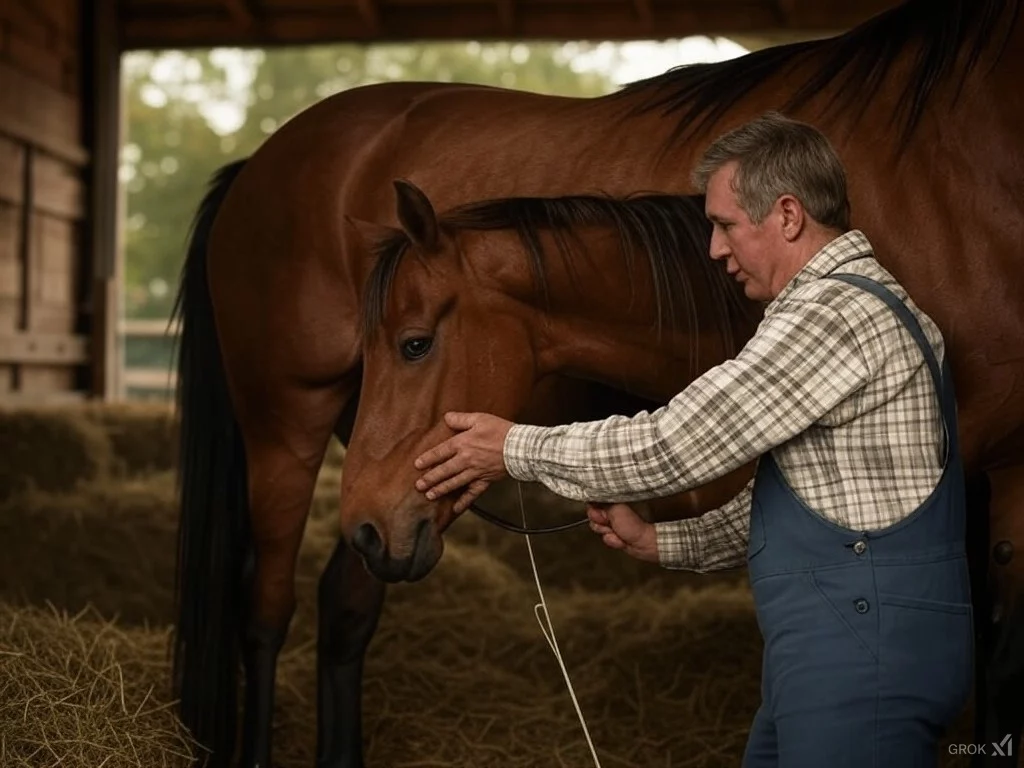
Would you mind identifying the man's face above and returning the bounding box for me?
[704,162,783,302]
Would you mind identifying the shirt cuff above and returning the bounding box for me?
[503,423,549,482]
[654,519,703,571]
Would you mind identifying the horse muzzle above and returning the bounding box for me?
[351,516,442,583]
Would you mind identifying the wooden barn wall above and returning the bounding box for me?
[0,1,93,404]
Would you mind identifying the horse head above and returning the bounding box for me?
[339,179,753,582]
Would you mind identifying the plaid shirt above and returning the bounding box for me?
[503,230,947,573]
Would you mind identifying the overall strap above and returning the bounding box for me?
[828,273,955,463]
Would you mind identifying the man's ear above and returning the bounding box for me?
[344,215,401,250]
[777,195,805,242]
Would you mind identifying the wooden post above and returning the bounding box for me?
[14,145,33,390]
[82,0,122,401]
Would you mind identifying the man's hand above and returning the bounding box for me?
[587,502,659,563]
[414,412,513,513]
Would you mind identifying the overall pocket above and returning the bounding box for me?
[809,570,879,662]
[878,591,974,725]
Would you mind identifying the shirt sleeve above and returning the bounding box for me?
[502,296,871,502]
[654,476,754,573]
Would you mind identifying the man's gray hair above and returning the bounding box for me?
[692,111,851,231]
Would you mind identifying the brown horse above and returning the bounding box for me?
[172,0,1024,765]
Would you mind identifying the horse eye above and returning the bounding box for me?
[400,336,433,361]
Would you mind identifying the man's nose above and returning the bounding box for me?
[709,232,729,260]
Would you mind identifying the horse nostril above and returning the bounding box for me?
[352,523,383,560]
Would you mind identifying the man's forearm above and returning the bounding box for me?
[654,476,755,572]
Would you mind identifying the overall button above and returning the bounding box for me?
[853,598,870,614]
[853,540,867,555]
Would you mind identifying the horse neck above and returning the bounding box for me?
[537,311,742,404]
[519,230,758,403]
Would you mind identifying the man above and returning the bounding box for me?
[414,111,973,766]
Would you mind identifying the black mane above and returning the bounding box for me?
[363,193,751,371]
[614,0,1019,149]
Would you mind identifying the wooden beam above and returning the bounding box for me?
[496,0,515,35]
[0,144,87,220]
[0,332,89,364]
[10,143,33,392]
[82,0,123,401]
[0,2,50,47]
[31,154,86,221]
[0,388,87,406]
[774,0,799,25]
[122,367,177,391]
[222,0,256,25]
[0,136,24,204]
[772,0,896,29]
[17,146,33,339]
[122,3,899,48]
[633,0,653,30]
[19,0,69,33]
[0,61,88,166]
[119,317,181,337]
[630,0,655,28]
[355,0,380,35]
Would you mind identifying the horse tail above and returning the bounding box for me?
[170,158,249,768]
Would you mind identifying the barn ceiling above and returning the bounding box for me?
[117,0,902,49]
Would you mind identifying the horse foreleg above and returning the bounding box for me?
[972,466,1024,767]
[315,535,385,768]
[313,396,386,768]
[235,385,346,768]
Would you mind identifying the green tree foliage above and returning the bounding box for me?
[120,42,619,323]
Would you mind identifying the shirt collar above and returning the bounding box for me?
[767,229,874,311]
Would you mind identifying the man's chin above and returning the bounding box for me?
[741,281,763,301]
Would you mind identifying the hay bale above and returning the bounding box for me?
[0,602,196,767]
[0,478,179,627]
[79,402,179,478]
[276,529,769,768]
[297,530,973,768]
[0,452,977,767]
[0,407,113,501]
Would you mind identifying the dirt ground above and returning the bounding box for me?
[0,405,976,767]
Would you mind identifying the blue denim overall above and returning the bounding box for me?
[742,274,974,767]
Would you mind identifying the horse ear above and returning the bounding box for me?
[393,179,439,251]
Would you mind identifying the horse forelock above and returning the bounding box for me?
[362,193,750,372]
[362,233,409,342]
[614,0,1020,150]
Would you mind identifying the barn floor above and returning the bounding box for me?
[0,405,976,767]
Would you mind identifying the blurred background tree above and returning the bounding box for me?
[117,38,746,397]
[121,43,615,321]
[119,42,619,395]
